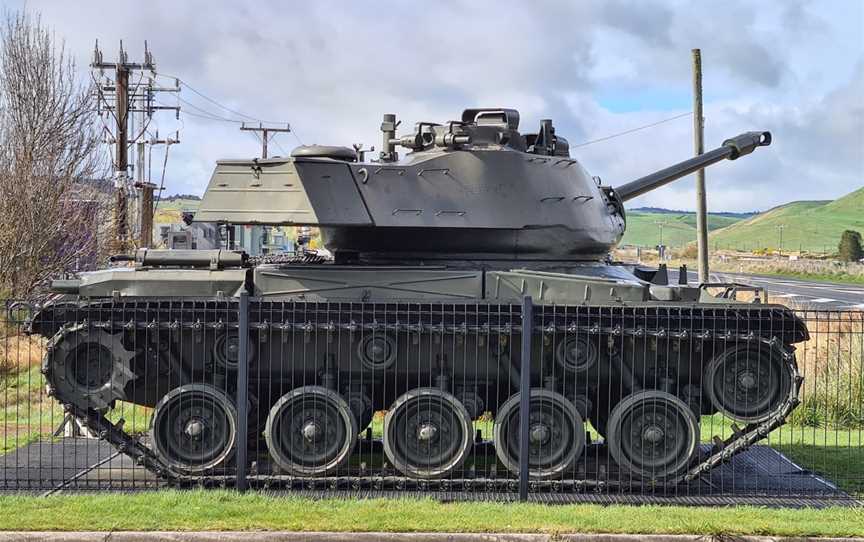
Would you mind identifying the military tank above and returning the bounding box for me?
[29,108,806,489]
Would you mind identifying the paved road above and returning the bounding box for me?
[670,270,864,310]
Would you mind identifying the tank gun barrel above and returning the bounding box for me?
[613,131,771,202]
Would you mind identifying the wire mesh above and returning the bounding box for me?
[0,296,861,505]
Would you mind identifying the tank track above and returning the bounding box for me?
[39,300,803,490]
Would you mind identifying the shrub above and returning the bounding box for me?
[838,230,864,263]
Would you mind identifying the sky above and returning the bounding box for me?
[7,0,864,212]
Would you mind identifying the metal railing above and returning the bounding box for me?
[1,295,861,505]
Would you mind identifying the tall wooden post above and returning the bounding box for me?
[139,182,155,248]
[692,49,709,283]
[114,65,130,253]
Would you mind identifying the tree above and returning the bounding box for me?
[838,230,863,262]
[0,11,108,298]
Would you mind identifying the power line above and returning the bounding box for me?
[273,138,289,156]
[154,71,303,142]
[154,71,290,124]
[160,99,244,124]
[570,111,693,149]
[151,140,173,217]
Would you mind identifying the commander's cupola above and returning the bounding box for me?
[378,108,570,161]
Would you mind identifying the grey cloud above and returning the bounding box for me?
[600,0,675,47]
[16,0,863,211]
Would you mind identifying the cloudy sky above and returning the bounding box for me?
[10,0,864,212]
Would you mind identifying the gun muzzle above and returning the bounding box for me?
[722,131,772,159]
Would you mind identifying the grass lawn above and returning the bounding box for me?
[0,491,861,537]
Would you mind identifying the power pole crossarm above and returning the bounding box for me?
[240,122,291,159]
[91,41,180,251]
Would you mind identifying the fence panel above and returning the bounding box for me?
[1,296,861,505]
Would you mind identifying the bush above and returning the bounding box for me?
[838,230,864,262]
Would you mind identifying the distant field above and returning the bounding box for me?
[623,187,863,252]
[621,210,743,247]
[709,187,864,253]
[154,198,200,224]
[154,197,200,211]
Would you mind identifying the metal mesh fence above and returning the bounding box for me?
[1,296,861,505]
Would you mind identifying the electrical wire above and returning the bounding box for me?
[273,138,289,156]
[159,103,244,124]
[153,71,301,142]
[570,111,693,148]
[151,141,172,217]
[175,95,246,123]
[154,71,290,124]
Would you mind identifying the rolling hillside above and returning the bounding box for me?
[621,210,745,247]
[708,187,864,253]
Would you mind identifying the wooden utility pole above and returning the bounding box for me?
[113,62,130,253]
[139,181,155,248]
[692,48,709,283]
[92,41,180,252]
[240,122,291,159]
[137,133,179,248]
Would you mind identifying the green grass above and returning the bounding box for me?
[699,413,864,494]
[0,491,861,536]
[1,364,63,454]
[623,188,864,253]
[709,188,864,253]
[622,210,743,248]
[1,364,151,453]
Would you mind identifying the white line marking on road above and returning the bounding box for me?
[809,298,837,303]
[773,294,800,298]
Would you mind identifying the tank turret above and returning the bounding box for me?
[194,109,771,264]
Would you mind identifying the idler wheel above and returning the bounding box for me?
[356,333,397,371]
[264,386,357,476]
[46,327,136,411]
[493,389,585,479]
[384,388,473,479]
[554,335,598,373]
[607,390,698,483]
[150,384,237,474]
[704,344,793,423]
[212,330,256,371]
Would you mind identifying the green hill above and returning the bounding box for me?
[708,188,864,253]
[621,210,744,247]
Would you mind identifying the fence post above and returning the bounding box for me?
[235,290,250,491]
[518,295,533,502]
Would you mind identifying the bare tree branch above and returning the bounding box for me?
[0,10,109,298]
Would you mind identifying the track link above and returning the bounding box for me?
[39,300,803,490]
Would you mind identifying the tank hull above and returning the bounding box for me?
[32,267,807,487]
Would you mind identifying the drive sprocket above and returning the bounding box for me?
[44,325,137,411]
